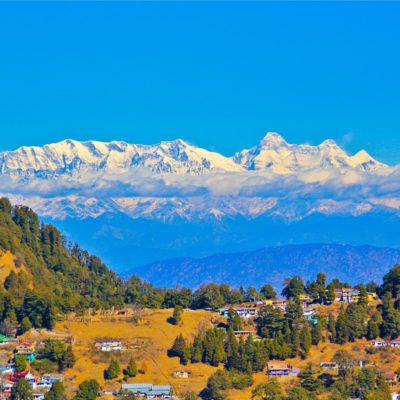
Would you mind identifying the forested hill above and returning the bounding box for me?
[133,243,400,289]
[0,197,126,331]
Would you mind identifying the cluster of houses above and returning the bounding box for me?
[121,383,174,398]
[0,337,66,399]
[0,370,63,398]
[371,338,400,348]
[14,342,36,362]
[219,296,319,324]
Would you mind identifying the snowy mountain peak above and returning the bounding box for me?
[260,132,288,147]
[320,139,338,147]
[0,133,389,180]
[233,133,387,174]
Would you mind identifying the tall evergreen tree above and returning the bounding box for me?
[104,359,121,380]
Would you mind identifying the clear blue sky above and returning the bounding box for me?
[1,2,400,164]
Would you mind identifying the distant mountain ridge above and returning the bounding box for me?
[0,132,389,178]
[0,132,399,273]
[133,243,400,289]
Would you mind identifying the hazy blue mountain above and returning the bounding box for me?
[132,243,400,290]
[49,211,400,275]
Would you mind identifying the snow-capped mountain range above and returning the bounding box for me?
[1,132,399,271]
[0,132,398,223]
[0,132,389,178]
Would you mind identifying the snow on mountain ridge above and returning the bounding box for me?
[0,133,388,179]
[233,132,386,173]
[0,138,243,177]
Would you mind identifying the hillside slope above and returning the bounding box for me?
[0,197,125,332]
[134,243,400,289]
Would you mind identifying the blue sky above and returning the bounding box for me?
[1,2,400,164]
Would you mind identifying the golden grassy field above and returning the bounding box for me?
[42,306,400,399]
[55,309,222,398]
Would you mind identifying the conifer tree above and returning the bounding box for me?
[104,358,121,380]
[73,380,100,400]
[191,336,203,363]
[227,308,242,331]
[298,363,320,392]
[169,334,187,359]
[60,345,75,370]
[367,317,380,340]
[335,308,350,344]
[126,356,138,377]
[311,321,322,345]
[11,378,33,400]
[300,325,312,359]
[45,381,67,400]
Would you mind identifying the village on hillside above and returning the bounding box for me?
[1,282,400,400]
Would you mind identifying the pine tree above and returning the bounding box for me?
[45,381,67,400]
[169,334,187,359]
[227,308,242,331]
[104,358,121,380]
[380,292,400,339]
[170,305,183,325]
[73,380,100,400]
[126,356,138,377]
[335,309,350,344]
[326,285,336,304]
[14,355,27,372]
[60,345,75,370]
[300,325,312,359]
[367,318,380,340]
[328,315,336,342]
[18,316,32,335]
[358,285,369,306]
[181,345,191,365]
[299,363,320,392]
[11,378,33,400]
[191,336,203,363]
[311,321,322,345]
[260,284,276,300]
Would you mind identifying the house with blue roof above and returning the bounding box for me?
[121,383,174,398]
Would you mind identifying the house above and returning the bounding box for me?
[385,373,397,387]
[116,308,134,316]
[320,362,338,370]
[219,307,258,319]
[371,340,387,347]
[121,383,173,398]
[0,334,13,344]
[173,370,191,378]
[95,338,123,352]
[267,365,300,377]
[391,338,400,347]
[234,330,256,340]
[391,392,399,400]
[9,370,35,382]
[298,294,312,306]
[2,383,14,393]
[16,342,35,352]
[0,365,16,373]
[334,288,360,303]
[15,342,36,361]
[40,374,63,383]
[33,381,52,390]
[272,299,287,311]
[15,349,36,362]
